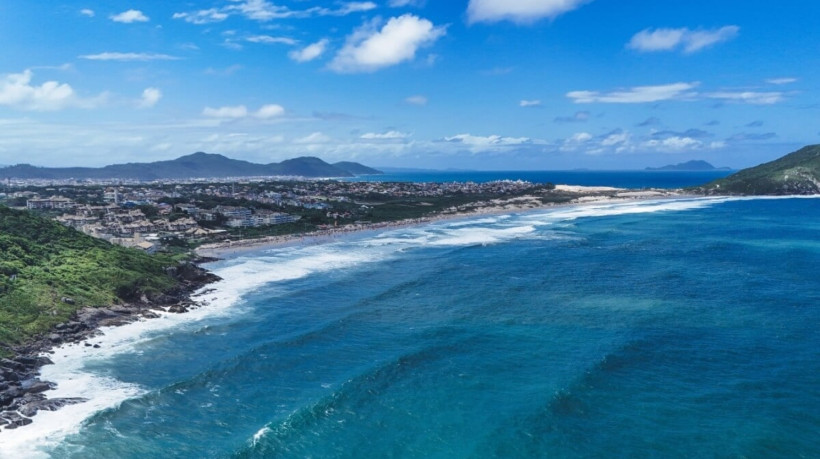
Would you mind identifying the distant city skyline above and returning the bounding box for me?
[1,0,818,170]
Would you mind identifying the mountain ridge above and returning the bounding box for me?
[0,153,382,180]
[698,144,820,195]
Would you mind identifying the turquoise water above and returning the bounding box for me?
[12,197,820,457]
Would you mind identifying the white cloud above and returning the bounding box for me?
[467,0,591,25]
[330,2,378,16]
[172,9,229,24]
[642,136,700,150]
[80,9,95,17]
[139,87,161,108]
[329,15,446,73]
[519,99,541,107]
[178,0,376,23]
[445,133,531,146]
[246,35,298,45]
[295,132,333,144]
[202,105,249,118]
[255,104,285,118]
[405,95,428,106]
[289,39,329,62]
[389,0,425,6]
[361,131,409,139]
[110,9,149,23]
[766,77,797,85]
[601,131,629,146]
[201,104,285,119]
[567,82,699,103]
[0,69,104,111]
[628,26,739,54]
[79,52,179,62]
[706,91,784,105]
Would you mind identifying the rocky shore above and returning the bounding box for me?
[0,260,220,431]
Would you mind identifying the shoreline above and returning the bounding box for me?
[0,185,688,440]
[195,186,683,258]
[0,262,220,432]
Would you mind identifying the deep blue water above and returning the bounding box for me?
[11,196,820,458]
[347,170,734,189]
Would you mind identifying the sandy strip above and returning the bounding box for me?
[195,188,684,258]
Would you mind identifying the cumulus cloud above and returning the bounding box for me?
[289,39,330,62]
[361,131,409,139]
[628,26,739,54]
[0,69,103,111]
[519,99,542,107]
[329,15,446,73]
[567,82,699,104]
[79,52,179,61]
[80,8,95,17]
[110,9,149,23]
[255,104,285,119]
[139,87,161,108]
[405,95,428,106]
[467,0,592,25]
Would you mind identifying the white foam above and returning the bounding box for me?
[250,425,271,447]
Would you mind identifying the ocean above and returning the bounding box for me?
[346,170,734,189]
[2,194,819,457]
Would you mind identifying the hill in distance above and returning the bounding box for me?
[646,160,730,171]
[699,144,820,195]
[0,153,382,181]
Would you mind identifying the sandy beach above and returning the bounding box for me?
[196,185,684,258]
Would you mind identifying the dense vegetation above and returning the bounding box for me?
[698,145,820,194]
[0,205,178,349]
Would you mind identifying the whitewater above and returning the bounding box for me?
[2,196,819,458]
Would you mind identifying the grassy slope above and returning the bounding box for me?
[0,206,177,348]
[700,145,820,195]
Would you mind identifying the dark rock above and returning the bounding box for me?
[21,379,53,394]
[0,359,22,371]
[0,411,32,428]
[61,297,76,305]
[49,334,62,343]
[93,344,100,348]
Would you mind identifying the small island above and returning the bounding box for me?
[646,160,731,171]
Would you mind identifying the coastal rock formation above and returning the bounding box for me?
[0,261,220,432]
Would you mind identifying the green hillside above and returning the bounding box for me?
[0,206,179,350]
[699,145,820,195]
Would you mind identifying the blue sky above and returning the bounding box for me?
[1,0,818,170]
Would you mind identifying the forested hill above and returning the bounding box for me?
[0,153,382,181]
[697,145,820,195]
[0,206,182,350]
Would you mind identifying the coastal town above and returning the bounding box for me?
[0,177,568,254]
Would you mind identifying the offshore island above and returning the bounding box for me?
[0,144,819,430]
